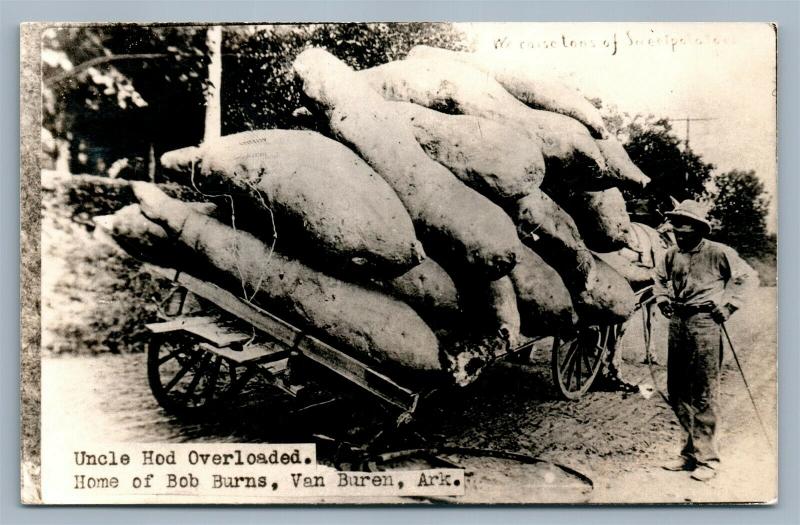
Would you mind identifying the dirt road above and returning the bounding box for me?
[40,287,777,503]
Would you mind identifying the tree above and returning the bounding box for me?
[42,25,212,177]
[595,103,716,227]
[222,23,469,134]
[707,169,771,259]
[43,23,469,176]
[594,102,773,273]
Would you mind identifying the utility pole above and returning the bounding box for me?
[664,116,716,185]
[666,116,717,150]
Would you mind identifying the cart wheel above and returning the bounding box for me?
[147,333,250,417]
[551,325,616,400]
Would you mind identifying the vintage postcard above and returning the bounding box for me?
[21,22,777,504]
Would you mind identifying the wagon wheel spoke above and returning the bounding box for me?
[603,326,616,350]
[227,366,258,400]
[182,352,212,402]
[552,324,616,399]
[572,330,599,390]
[558,340,579,388]
[560,339,579,372]
[203,355,222,403]
[163,351,205,393]
[229,361,238,385]
[158,347,185,366]
[582,347,594,380]
[236,361,253,391]
[565,343,580,389]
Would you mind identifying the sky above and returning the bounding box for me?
[455,23,777,231]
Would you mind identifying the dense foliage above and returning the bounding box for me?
[598,104,774,279]
[43,25,211,177]
[707,169,772,259]
[42,23,468,177]
[597,107,716,226]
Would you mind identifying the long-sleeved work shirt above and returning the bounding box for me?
[653,238,757,310]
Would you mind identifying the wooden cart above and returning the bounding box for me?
[143,263,655,425]
[550,285,656,399]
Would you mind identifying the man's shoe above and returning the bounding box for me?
[690,465,717,482]
[662,457,695,472]
[598,375,640,394]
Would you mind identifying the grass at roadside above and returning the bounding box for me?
[42,173,173,355]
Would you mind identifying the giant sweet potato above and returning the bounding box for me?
[293,48,519,279]
[457,276,521,348]
[358,57,608,177]
[595,137,650,189]
[379,257,461,330]
[438,276,520,386]
[93,204,178,266]
[160,130,424,278]
[405,47,653,190]
[388,101,544,202]
[510,244,577,335]
[407,45,609,140]
[379,254,522,384]
[552,187,634,252]
[575,254,637,324]
[487,277,522,348]
[513,188,596,288]
[512,191,635,324]
[124,183,443,377]
[595,251,653,289]
[379,260,519,385]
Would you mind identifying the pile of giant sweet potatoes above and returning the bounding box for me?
[96,46,658,386]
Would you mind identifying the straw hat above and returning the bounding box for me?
[665,199,712,233]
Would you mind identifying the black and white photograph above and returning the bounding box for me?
[20,21,778,504]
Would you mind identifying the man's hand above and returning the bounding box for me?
[711,303,738,323]
[658,300,674,319]
[711,304,732,323]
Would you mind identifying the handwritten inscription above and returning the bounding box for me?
[494,29,736,56]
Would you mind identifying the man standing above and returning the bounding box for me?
[654,199,756,482]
